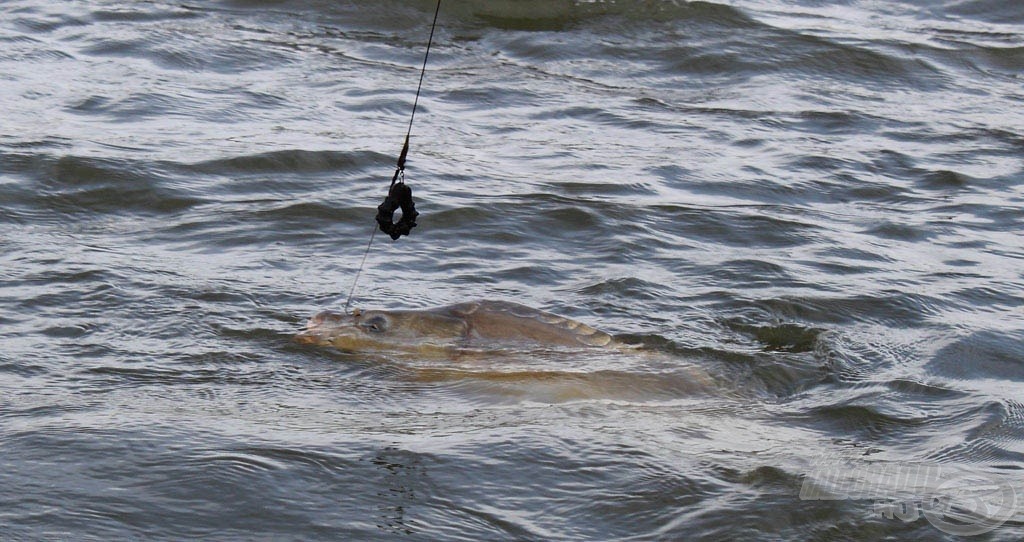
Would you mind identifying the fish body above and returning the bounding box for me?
[295,300,615,353]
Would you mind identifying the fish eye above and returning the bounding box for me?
[360,315,388,333]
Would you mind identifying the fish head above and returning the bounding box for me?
[295,308,467,352]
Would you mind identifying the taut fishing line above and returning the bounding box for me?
[344,0,442,313]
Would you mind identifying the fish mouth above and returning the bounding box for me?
[293,311,355,345]
[293,329,321,344]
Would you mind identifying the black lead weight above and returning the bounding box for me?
[375,181,419,240]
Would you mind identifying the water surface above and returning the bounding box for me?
[1,0,1023,540]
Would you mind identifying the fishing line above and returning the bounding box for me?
[344,0,442,314]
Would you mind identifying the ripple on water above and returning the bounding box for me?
[78,26,294,74]
[925,399,1024,464]
[926,330,1024,382]
[14,154,203,217]
[185,149,381,176]
[743,291,951,327]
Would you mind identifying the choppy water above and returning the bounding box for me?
[2,0,1023,540]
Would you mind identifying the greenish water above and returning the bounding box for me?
[1,1,1022,540]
